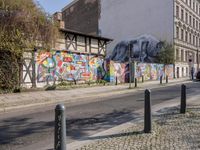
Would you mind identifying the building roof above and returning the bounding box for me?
[62,0,80,12]
[60,28,113,42]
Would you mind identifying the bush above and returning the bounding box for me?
[0,51,21,92]
[13,87,21,93]
[96,79,107,85]
[57,81,71,87]
[45,85,56,91]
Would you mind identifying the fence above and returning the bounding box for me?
[21,50,174,88]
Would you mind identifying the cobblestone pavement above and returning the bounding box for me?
[79,105,200,150]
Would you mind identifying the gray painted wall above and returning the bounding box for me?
[99,0,174,55]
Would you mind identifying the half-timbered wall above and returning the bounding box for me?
[56,32,107,56]
[21,31,110,88]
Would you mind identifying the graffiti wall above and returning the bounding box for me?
[36,51,104,82]
[136,63,172,81]
[109,34,163,63]
[165,64,174,79]
[104,61,128,83]
[35,50,174,85]
[89,56,105,81]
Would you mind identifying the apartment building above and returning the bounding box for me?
[61,0,200,78]
[175,0,200,77]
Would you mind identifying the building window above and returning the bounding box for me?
[199,55,200,62]
[193,18,195,28]
[186,0,188,5]
[189,33,192,43]
[193,53,196,63]
[176,49,179,61]
[189,0,191,7]
[181,9,184,20]
[185,31,188,42]
[196,20,198,29]
[199,38,200,46]
[185,51,188,62]
[181,50,184,61]
[181,29,184,40]
[193,35,195,45]
[176,6,179,18]
[199,23,200,30]
[193,2,195,10]
[189,15,192,25]
[185,12,188,24]
[196,36,198,46]
[176,27,179,39]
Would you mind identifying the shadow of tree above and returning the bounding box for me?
[66,109,141,140]
[0,109,140,148]
[0,118,54,145]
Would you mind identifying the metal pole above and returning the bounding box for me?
[166,75,168,84]
[142,75,144,83]
[180,84,186,114]
[129,43,132,88]
[55,104,66,150]
[144,89,152,133]
[135,78,137,88]
[160,75,163,84]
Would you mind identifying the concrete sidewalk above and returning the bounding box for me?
[69,93,200,150]
[0,78,191,113]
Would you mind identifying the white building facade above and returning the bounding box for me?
[99,0,200,78]
[174,0,200,78]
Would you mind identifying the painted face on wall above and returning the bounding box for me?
[109,34,163,63]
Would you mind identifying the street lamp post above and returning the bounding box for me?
[129,42,134,89]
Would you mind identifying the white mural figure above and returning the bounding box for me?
[109,34,163,63]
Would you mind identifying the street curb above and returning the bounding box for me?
[0,80,192,114]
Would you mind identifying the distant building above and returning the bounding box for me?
[61,0,200,78]
[61,0,100,35]
[53,12,112,56]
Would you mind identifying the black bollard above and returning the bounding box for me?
[135,78,137,87]
[180,84,186,114]
[160,76,163,84]
[166,75,168,84]
[55,104,66,150]
[144,89,152,133]
[115,76,118,85]
[142,75,144,83]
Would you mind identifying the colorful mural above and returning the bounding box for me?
[157,64,165,79]
[150,64,158,80]
[104,61,128,83]
[89,56,105,81]
[165,65,174,79]
[136,63,151,80]
[36,51,104,82]
[136,63,172,81]
[35,50,174,84]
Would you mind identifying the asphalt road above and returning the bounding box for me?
[0,82,199,150]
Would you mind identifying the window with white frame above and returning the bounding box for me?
[176,27,180,39]
[186,12,188,24]
[185,31,188,42]
[181,29,184,40]
[176,5,179,18]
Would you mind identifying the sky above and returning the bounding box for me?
[35,0,73,14]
